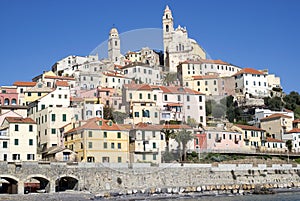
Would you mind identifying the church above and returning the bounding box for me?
[163,5,207,72]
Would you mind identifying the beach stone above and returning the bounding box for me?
[196,186,202,192]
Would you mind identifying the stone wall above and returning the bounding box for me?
[1,162,300,194]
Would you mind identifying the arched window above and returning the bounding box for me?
[166,14,169,19]
[4,98,9,105]
[11,99,17,105]
[166,25,169,32]
[86,110,92,116]
[115,41,118,46]
[96,110,102,117]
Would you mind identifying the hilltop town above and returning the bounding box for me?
[1,5,300,165]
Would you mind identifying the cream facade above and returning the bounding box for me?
[64,118,129,163]
[0,117,37,162]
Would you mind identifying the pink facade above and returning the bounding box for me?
[194,133,207,150]
[0,87,18,106]
[205,130,243,150]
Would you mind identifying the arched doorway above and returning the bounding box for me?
[24,175,50,194]
[55,176,78,192]
[0,176,18,194]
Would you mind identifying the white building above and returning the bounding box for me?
[125,47,161,67]
[283,128,300,153]
[121,63,163,85]
[254,108,294,127]
[162,6,206,72]
[0,117,37,161]
[234,68,269,98]
[27,81,75,149]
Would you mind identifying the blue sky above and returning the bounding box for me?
[0,0,299,93]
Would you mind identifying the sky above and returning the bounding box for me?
[0,0,299,93]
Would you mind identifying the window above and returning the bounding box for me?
[177,95,181,101]
[154,94,157,101]
[89,131,93,137]
[153,142,156,149]
[142,154,146,160]
[64,95,68,99]
[29,125,33,132]
[164,95,168,101]
[153,154,157,160]
[155,112,158,118]
[88,142,93,148]
[199,96,202,102]
[14,139,19,145]
[3,141,7,148]
[197,81,200,86]
[187,95,190,102]
[103,132,107,138]
[29,139,33,146]
[28,92,31,97]
[134,112,139,117]
[62,114,67,122]
[62,152,70,161]
[51,128,56,134]
[129,93,132,99]
[200,116,203,123]
[139,93,142,99]
[111,142,115,149]
[59,94,62,99]
[15,125,19,131]
[104,142,107,149]
[118,143,121,149]
[118,157,122,163]
[142,110,150,118]
[51,114,56,121]
[117,132,121,138]
[3,154,7,161]
[12,154,20,160]
[148,93,151,99]
[38,92,41,96]
[205,81,208,85]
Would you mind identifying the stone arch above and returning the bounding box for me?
[24,174,51,194]
[55,174,79,192]
[0,175,19,194]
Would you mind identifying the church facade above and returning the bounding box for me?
[163,5,206,72]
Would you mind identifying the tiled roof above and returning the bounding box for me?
[180,59,229,65]
[192,75,219,80]
[56,80,69,87]
[65,117,129,134]
[234,124,264,131]
[163,124,192,130]
[5,117,36,124]
[103,72,128,78]
[44,75,75,80]
[286,128,300,133]
[159,86,204,95]
[293,119,300,123]
[234,68,264,76]
[124,83,153,91]
[260,113,292,121]
[13,81,36,87]
[266,137,284,143]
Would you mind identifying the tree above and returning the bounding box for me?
[161,128,175,152]
[112,111,128,124]
[103,105,114,121]
[286,140,292,152]
[162,72,177,86]
[187,117,198,128]
[264,96,283,111]
[174,129,194,162]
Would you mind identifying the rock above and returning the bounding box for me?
[126,189,132,195]
[167,187,172,194]
[196,186,202,192]
[132,189,138,194]
[179,187,185,193]
[172,187,179,194]
[155,188,161,193]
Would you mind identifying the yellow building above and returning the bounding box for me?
[231,124,265,151]
[24,82,53,105]
[64,117,129,163]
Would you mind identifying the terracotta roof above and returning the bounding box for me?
[13,81,36,87]
[163,124,192,130]
[124,83,153,91]
[266,137,284,143]
[5,117,36,124]
[286,128,300,133]
[70,97,84,102]
[44,75,75,80]
[293,119,300,123]
[166,103,183,107]
[180,59,230,65]
[103,72,128,78]
[65,117,129,134]
[159,86,204,95]
[234,68,264,76]
[234,124,264,131]
[260,113,292,122]
[192,75,219,80]
[56,80,69,87]
[134,122,163,131]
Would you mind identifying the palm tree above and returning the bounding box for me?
[162,72,177,86]
[174,129,194,162]
[161,128,175,152]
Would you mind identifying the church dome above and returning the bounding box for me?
[110,28,119,35]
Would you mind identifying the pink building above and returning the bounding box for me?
[0,86,18,106]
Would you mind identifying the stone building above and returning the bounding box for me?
[162,6,206,72]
